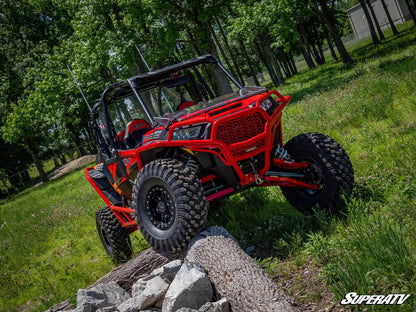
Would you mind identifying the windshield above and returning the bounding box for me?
[97,94,150,149]
[159,86,267,122]
[137,62,244,119]
[100,58,264,149]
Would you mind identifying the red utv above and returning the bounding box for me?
[85,55,354,264]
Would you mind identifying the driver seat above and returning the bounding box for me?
[124,119,151,149]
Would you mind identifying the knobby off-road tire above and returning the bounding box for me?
[281,132,354,213]
[95,207,133,265]
[133,159,208,252]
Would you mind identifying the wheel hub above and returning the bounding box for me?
[145,185,175,230]
[300,160,324,195]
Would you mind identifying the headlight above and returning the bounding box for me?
[172,124,209,140]
[260,98,274,112]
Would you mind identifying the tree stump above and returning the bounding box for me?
[186,226,300,312]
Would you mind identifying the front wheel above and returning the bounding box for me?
[133,159,208,252]
[280,133,354,213]
[95,206,133,264]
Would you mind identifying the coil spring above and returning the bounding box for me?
[186,158,199,172]
[275,144,292,161]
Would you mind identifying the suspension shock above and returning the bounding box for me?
[275,144,292,161]
[186,158,200,172]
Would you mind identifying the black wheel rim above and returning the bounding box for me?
[299,157,325,195]
[145,185,175,230]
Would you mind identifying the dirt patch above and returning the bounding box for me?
[47,155,96,180]
[272,258,351,312]
[34,155,96,187]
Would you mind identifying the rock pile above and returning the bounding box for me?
[60,259,229,312]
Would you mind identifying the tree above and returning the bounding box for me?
[358,0,381,44]
[317,0,354,65]
[403,0,416,26]
[380,0,399,35]
[366,0,385,40]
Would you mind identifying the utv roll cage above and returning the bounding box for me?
[92,55,243,159]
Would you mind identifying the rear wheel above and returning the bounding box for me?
[95,207,132,264]
[133,159,208,252]
[280,133,354,213]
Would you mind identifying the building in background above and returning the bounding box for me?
[347,0,413,39]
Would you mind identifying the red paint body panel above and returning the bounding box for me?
[85,89,308,233]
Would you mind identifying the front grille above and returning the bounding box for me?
[215,112,265,145]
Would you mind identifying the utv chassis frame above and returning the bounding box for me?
[85,55,345,254]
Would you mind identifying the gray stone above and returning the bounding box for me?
[175,309,197,312]
[76,281,131,311]
[118,276,169,312]
[148,259,182,283]
[96,307,119,312]
[162,262,213,312]
[197,298,229,312]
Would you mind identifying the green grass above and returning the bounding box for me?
[215,21,416,310]
[0,167,147,312]
[1,21,415,312]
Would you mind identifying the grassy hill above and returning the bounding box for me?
[1,22,415,312]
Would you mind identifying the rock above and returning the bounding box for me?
[96,308,119,312]
[131,261,182,297]
[162,262,213,312]
[176,309,197,312]
[197,298,229,312]
[118,276,169,312]
[76,281,130,311]
[147,259,182,283]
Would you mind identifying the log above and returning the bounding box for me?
[89,248,183,292]
[186,226,300,312]
[45,248,183,312]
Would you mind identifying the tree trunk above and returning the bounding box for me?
[268,48,285,85]
[326,32,338,61]
[366,0,385,40]
[380,0,399,35]
[53,158,59,168]
[24,138,48,183]
[359,0,381,44]
[278,50,292,78]
[312,23,326,64]
[210,25,239,81]
[298,40,316,69]
[404,0,416,26]
[215,16,245,86]
[186,227,300,312]
[254,40,279,86]
[7,169,22,188]
[288,51,298,75]
[190,17,232,96]
[20,169,32,185]
[66,122,87,156]
[1,178,11,191]
[298,24,318,67]
[318,0,353,65]
[60,154,67,165]
[240,41,260,86]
